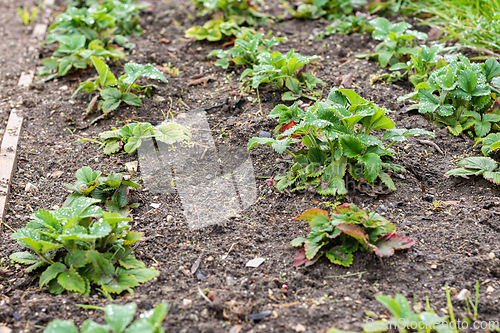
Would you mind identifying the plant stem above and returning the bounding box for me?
[445,285,457,333]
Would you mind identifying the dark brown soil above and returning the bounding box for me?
[0,0,499,332]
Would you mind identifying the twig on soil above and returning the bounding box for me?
[417,139,444,155]
[325,271,367,279]
[60,112,82,127]
[271,301,300,307]
[198,286,213,304]
[221,241,239,260]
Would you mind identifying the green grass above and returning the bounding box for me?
[397,0,500,57]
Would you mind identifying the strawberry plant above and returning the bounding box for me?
[248,89,434,195]
[63,167,140,212]
[72,57,167,115]
[399,56,500,137]
[315,14,372,40]
[357,17,427,68]
[99,121,191,154]
[208,31,285,69]
[445,156,500,185]
[39,36,125,80]
[291,203,415,267]
[185,0,269,41]
[40,0,145,80]
[286,0,367,20]
[9,196,158,296]
[378,45,447,86]
[476,132,500,156]
[240,49,325,101]
[44,302,168,333]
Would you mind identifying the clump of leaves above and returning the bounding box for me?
[63,167,140,212]
[327,293,452,333]
[314,14,372,40]
[9,197,158,296]
[377,45,447,86]
[72,57,167,115]
[445,156,500,185]
[208,31,285,69]
[248,89,434,195]
[291,203,415,267]
[185,0,269,41]
[99,121,191,154]
[240,49,325,101]
[476,131,500,156]
[357,17,427,68]
[44,302,168,333]
[399,56,500,137]
[39,35,125,80]
[286,0,367,20]
[40,0,145,80]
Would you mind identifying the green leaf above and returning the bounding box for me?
[102,274,139,293]
[40,262,67,288]
[91,56,116,86]
[58,266,86,294]
[325,245,354,267]
[474,120,491,138]
[80,320,109,333]
[290,237,308,247]
[483,171,500,184]
[152,122,190,144]
[123,320,156,333]
[127,268,160,283]
[378,172,396,191]
[457,156,498,172]
[104,303,137,333]
[104,139,121,154]
[123,231,143,245]
[457,69,477,94]
[378,51,394,68]
[86,250,115,285]
[44,320,79,333]
[484,58,500,82]
[121,93,142,106]
[119,256,146,269]
[123,63,168,85]
[340,135,363,157]
[285,77,301,94]
[358,153,382,183]
[9,252,39,265]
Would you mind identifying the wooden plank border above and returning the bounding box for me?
[0,110,24,230]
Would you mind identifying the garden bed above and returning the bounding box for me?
[0,0,499,332]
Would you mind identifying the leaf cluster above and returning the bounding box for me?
[72,57,167,115]
[314,14,373,40]
[208,31,286,69]
[9,197,158,296]
[379,44,447,86]
[399,56,500,138]
[44,302,168,333]
[248,89,434,195]
[185,0,269,41]
[327,293,451,333]
[287,0,367,20]
[63,167,140,212]
[240,49,325,101]
[357,17,427,68]
[99,121,192,154]
[290,203,415,267]
[40,0,145,80]
[17,5,38,26]
[445,156,500,185]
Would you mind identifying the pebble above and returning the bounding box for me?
[423,195,434,202]
[55,197,63,203]
[206,256,214,262]
[456,289,470,300]
[259,130,272,138]
[486,286,494,293]
[153,95,166,103]
[12,312,20,320]
[166,215,174,222]
[226,276,237,286]
[488,252,495,260]
[295,324,306,332]
[0,326,12,333]
[25,183,38,193]
[200,308,209,318]
[182,299,192,307]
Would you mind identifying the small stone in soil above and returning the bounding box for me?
[12,312,20,320]
[423,195,434,202]
[55,197,63,203]
[247,310,272,321]
[246,258,265,268]
[259,130,272,138]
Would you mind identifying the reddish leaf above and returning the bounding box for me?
[335,203,354,214]
[373,233,415,257]
[336,223,375,251]
[292,208,329,222]
[293,248,320,268]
